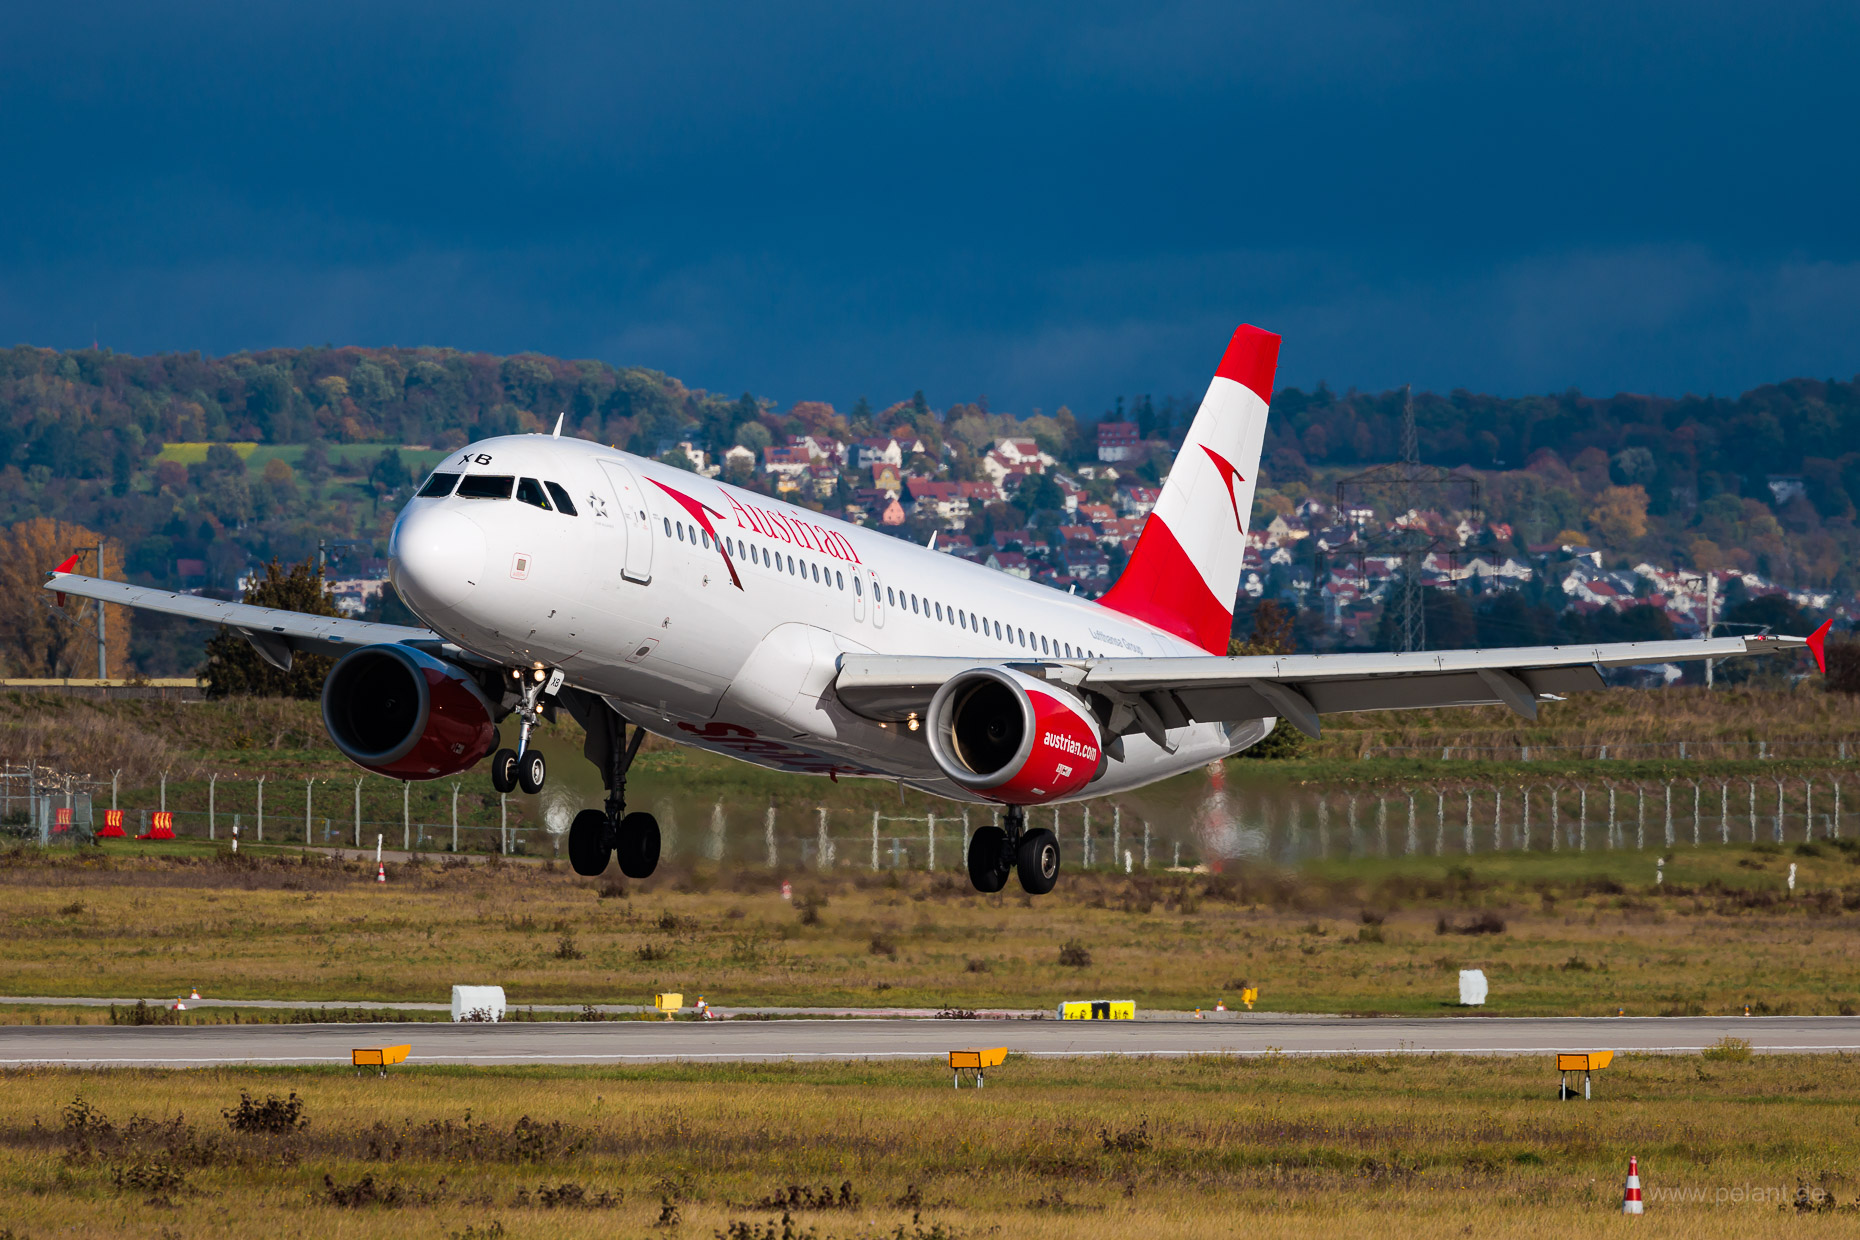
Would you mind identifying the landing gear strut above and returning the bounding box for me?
[966,807,1060,895]
[563,694,659,879]
[490,668,560,795]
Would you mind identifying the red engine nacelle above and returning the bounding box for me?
[924,666,1103,804]
[320,644,498,779]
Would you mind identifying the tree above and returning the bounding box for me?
[200,558,342,698]
[1586,485,1649,547]
[0,519,132,678]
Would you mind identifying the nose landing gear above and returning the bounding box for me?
[562,694,659,880]
[966,806,1060,895]
[490,667,562,795]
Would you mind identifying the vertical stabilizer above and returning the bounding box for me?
[1099,324,1279,653]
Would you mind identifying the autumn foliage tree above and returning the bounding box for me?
[0,518,132,678]
[201,558,341,698]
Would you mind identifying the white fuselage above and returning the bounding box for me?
[388,436,1266,803]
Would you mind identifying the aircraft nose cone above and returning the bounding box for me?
[391,505,486,612]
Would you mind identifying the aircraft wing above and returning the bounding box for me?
[834,628,1829,741]
[42,568,461,672]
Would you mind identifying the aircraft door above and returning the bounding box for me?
[867,569,885,628]
[599,460,654,584]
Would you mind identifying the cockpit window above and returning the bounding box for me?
[545,481,578,515]
[455,474,515,499]
[418,471,460,498]
[516,477,552,510]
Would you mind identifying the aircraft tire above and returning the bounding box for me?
[490,749,519,794]
[517,750,547,795]
[617,811,661,879]
[966,825,1011,893]
[568,809,611,877]
[1015,827,1060,895]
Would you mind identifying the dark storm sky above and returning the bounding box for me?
[3,2,1857,413]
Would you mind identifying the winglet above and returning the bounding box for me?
[52,554,79,575]
[1807,618,1833,674]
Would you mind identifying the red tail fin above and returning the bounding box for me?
[1099,325,1279,653]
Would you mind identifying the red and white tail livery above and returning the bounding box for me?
[1100,324,1279,653]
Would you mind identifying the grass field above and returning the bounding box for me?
[2,1053,1857,1238]
[5,840,1860,1017]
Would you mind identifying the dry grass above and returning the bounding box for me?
[1,1054,1858,1237]
[5,842,1860,1017]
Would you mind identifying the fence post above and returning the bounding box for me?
[765,799,777,868]
[403,781,410,852]
[112,769,120,811]
[256,775,265,842]
[1579,786,1588,852]
[816,807,831,870]
[1804,780,1813,842]
[1347,794,1358,856]
[1317,796,1330,857]
[1142,817,1150,868]
[1493,787,1502,852]
[501,794,508,854]
[1376,797,1388,855]
[872,810,880,871]
[962,809,971,871]
[1549,786,1559,852]
[1606,784,1617,850]
[1435,790,1445,856]
[353,777,363,849]
[1835,782,1842,840]
[450,783,460,853]
[1464,789,1473,855]
[209,774,217,841]
[927,810,936,871]
[1111,805,1120,865]
[160,769,167,813]
[1720,782,1729,845]
[1636,785,1645,850]
[708,800,725,861]
[306,778,315,845]
[1774,780,1785,844]
[1520,787,1530,851]
[1406,793,1417,855]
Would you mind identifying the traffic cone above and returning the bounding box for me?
[376,862,387,884]
[1622,1156,1643,1215]
[189,987,201,1000]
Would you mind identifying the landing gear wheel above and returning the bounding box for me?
[616,811,661,879]
[966,825,1011,893]
[568,809,611,877]
[1016,827,1060,895]
[490,749,519,794]
[517,750,547,795]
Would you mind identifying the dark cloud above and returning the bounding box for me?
[2,1,1857,411]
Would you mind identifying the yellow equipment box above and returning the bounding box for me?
[1058,1000,1136,1020]
[1556,1051,1614,1071]
[653,992,683,1019]
[948,1046,1007,1088]
[351,1044,411,1072]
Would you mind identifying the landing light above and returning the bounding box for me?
[907,712,920,733]
[533,668,546,682]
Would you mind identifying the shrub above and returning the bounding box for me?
[868,934,898,958]
[1057,942,1092,967]
[1702,1036,1753,1063]
[222,1092,306,1135]
[553,932,583,960]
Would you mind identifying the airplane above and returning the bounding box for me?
[45,325,1832,894]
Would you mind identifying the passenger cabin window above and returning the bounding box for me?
[545,481,578,514]
[455,474,515,499]
[418,472,460,498]
[516,477,552,510]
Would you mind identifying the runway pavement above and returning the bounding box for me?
[1,1014,1856,1068]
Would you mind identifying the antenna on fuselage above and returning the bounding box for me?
[551,412,564,438]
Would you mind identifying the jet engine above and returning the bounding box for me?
[320,643,498,779]
[924,666,1103,804]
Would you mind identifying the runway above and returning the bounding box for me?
[1,1014,1856,1067]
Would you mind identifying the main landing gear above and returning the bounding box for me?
[565,698,659,880]
[490,667,557,795]
[967,806,1060,896]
